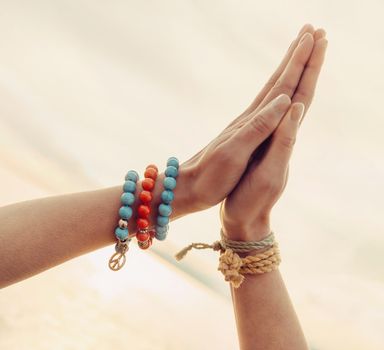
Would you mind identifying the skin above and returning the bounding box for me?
[0,23,327,349]
[220,26,328,350]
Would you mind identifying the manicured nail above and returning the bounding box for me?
[290,103,305,122]
[299,32,312,45]
[317,28,327,38]
[271,94,291,109]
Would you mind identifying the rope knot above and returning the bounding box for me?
[218,248,244,288]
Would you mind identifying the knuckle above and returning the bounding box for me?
[214,144,233,164]
[274,78,295,94]
[250,114,272,135]
[279,135,297,149]
[294,91,313,106]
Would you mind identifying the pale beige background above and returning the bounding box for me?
[0,1,383,349]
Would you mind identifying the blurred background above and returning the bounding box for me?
[0,0,383,349]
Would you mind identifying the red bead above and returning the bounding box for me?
[149,230,156,238]
[138,204,150,217]
[142,178,155,191]
[146,164,158,172]
[144,167,158,180]
[136,231,150,242]
[137,218,149,229]
[139,191,152,203]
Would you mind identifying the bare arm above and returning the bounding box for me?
[220,26,328,349]
[0,171,190,288]
[229,223,308,349]
[0,24,322,289]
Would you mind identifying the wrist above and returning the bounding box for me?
[128,164,193,235]
[168,162,195,220]
[221,214,271,242]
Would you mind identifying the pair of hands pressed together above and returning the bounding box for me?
[0,23,328,349]
[167,24,327,242]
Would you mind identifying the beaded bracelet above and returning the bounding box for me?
[108,157,179,271]
[136,164,158,250]
[108,170,139,271]
[155,157,179,241]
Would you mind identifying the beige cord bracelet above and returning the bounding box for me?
[175,229,281,288]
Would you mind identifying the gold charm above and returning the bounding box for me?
[108,240,129,271]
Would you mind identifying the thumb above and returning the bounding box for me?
[261,102,305,176]
[229,93,291,161]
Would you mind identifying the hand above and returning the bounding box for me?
[172,24,324,218]
[220,30,328,241]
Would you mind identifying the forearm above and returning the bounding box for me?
[0,169,190,288]
[228,222,308,350]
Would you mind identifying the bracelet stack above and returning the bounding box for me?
[174,229,280,288]
[108,157,179,271]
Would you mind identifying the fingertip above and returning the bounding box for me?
[290,103,305,122]
[314,28,327,40]
[299,32,314,46]
[271,93,291,110]
[315,37,329,52]
[298,23,315,37]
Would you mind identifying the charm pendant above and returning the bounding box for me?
[108,240,130,271]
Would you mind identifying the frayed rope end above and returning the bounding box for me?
[174,244,195,261]
[174,241,222,261]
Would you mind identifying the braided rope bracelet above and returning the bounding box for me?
[175,229,280,288]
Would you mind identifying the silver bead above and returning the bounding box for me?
[119,219,128,229]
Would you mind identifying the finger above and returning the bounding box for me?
[260,103,305,176]
[229,28,325,133]
[292,37,328,124]
[227,94,291,160]
[225,24,315,131]
[314,28,326,40]
[242,24,315,116]
[256,33,314,112]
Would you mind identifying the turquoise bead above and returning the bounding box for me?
[161,190,174,204]
[121,192,135,205]
[123,180,136,193]
[125,170,139,182]
[163,177,177,190]
[119,206,133,220]
[155,231,167,241]
[165,165,178,178]
[156,224,168,234]
[159,203,172,217]
[157,215,170,227]
[115,227,129,240]
[167,157,179,169]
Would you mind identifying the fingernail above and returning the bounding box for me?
[317,28,327,39]
[299,32,312,45]
[271,94,291,109]
[290,103,305,122]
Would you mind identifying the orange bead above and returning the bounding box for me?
[137,218,149,229]
[139,191,152,203]
[146,164,158,172]
[138,204,150,217]
[136,231,150,242]
[142,178,155,191]
[144,167,158,180]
